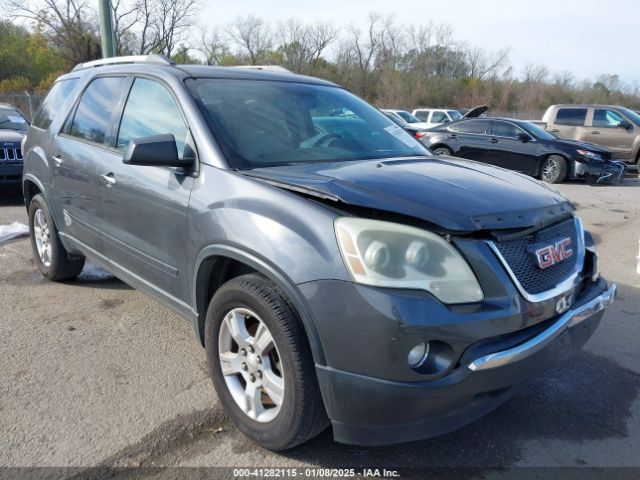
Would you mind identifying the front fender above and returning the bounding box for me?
[192,244,327,365]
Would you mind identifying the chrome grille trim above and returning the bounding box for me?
[486,217,585,303]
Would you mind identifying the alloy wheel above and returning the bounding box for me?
[218,307,285,423]
[33,209,52,267]
[542,158,558,182]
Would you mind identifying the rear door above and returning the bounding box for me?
[486,120,539,174]
[51,76,130,252]
[99,76,195,301]
[447,119,491,161]
[585,108,636,160]
[548,107,588,141]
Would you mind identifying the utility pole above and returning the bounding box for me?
[98,0,116,58]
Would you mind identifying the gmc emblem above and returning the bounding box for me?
[534,237,573,269]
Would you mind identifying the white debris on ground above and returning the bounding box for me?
[0,222,30,245]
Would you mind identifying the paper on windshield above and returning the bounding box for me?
[384,124,418,147]
[7,116,26,123]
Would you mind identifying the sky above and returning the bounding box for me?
[201,0,639,84]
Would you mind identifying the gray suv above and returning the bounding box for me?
[23,55,615,450]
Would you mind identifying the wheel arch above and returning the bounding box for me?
[192,245,326,366]
[22,175,47,211]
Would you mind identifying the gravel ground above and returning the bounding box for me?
[0,177,639,479]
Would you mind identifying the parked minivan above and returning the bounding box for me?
[537,104,640,168]
[22,56,615,450]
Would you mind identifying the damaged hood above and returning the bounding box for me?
[243,157,574,232]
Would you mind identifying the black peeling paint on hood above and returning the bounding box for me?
[242,157,575,232]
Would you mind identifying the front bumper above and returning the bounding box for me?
[0,163,23,185]
[581,159,626,185]
[302,276,614,446]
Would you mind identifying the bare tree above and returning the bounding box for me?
[4,0,100,64]
[199,27,230,65]
[227,14,272,65]
[276,19,338,74]
[466,46,509,80]
[111,0,141,55]
[154,0,196,56]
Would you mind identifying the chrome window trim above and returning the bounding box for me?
[486,217,585,303]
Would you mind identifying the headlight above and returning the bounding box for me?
[335,218,484,304]
[577,149,603,161]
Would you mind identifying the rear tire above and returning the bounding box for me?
[432,147,452,156]
[204,274,328,450]
[28,194,85,281]
[541,155,567,183]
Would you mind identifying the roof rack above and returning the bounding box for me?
[231,65,292,74]
[72,54,175,72]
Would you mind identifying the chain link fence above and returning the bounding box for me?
[0,94,45,122]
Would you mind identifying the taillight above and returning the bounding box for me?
[415,131,427,139]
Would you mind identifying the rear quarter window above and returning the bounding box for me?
[67,77,129,145]
[555,108,587,126]
[449,120,490,134]
[32,79,79,130]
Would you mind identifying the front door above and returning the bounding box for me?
[585,108,636,160]
[486,120,538,174]
[51,76,130,252]
[99,77,195,302]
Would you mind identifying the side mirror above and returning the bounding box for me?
[516,132,531,142]
[618,120,633,130]
[123,134,194,168]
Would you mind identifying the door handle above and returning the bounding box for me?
[448,134,457,139]
[52,156,63,167]
[490,138,499,143]
[551,129,560,133]
[591,131,600,134]
[100,173,116,186]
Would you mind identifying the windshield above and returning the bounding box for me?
[448,110,463,121]
[187,79,428,169]
[0,108,28,132]
[619,107,640,126]
[396,110,422,124]
[520,121,557,140]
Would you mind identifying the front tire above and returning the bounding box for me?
[28,194,85,281]
[204,274,328,450]
[541,155,567,183]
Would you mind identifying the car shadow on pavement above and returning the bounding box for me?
[68,262,133,291]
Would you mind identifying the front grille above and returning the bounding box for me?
[494,217,579,294]
[0,147,23,163]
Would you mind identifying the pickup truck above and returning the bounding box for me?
[536,104,640,168]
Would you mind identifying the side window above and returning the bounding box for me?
[431,111,449,123]
[593,109,625,128]
[68,77,129,145]
[450,120,490,134]
[492,121,521,138]
[555,108,587,126]
[117,78,189,157]
[414,110,430,121]
[32,79,79,130]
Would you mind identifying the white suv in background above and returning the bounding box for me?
[381,109,431,129]
[411,108,464,128]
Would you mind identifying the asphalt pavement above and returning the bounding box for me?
[0,179,639,479]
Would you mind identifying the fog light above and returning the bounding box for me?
[407,342,429,368]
